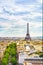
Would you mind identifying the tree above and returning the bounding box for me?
[2,58,8,65]
[1,42,17,65]
[39,53,43,57]
[4,53,9,59]
[10,57,17,65]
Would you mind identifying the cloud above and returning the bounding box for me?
[0,0,42,37]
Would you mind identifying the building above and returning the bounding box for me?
[25,23,31,41]
[23,58,43,65]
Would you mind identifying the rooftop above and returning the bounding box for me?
[25,58,43,61]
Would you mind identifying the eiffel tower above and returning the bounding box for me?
[25,23,31,40]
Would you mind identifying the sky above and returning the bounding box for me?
[0,0,42,37]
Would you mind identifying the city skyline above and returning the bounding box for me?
[0,0,42,37]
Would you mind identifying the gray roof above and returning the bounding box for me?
[25,58,43,61]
